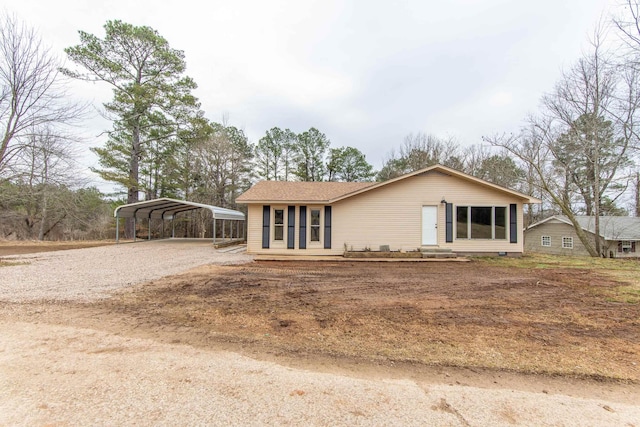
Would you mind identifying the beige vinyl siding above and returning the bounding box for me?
[246,204,263,253]
[333,171,524,254]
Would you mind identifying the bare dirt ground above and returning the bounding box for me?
[0,240,113,257]
[1,242,639,425]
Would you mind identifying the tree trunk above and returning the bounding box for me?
[126,126,141,239]
[636,172,640,217]
[38,190,47,241]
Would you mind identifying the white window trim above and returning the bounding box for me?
[307,205,324,247]
[272,206,286,246]
[562,236,573,249]
[621,240,632,249]
[541,236,551,247]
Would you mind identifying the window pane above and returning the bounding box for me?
[274,209,284,225]
[274,209,284,240]
[471,207,492,239]
[456,207,468,238]
[274,225,283,241]
[311,210,320,226]
[494,207,506,240]
[311,226,320,241]
[541,236,551,247]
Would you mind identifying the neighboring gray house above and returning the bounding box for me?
[524,215,640,258]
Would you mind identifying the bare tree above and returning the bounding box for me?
[377,133,460,181]
[486,27,638,257]
[11,125,84,240]
[0,13,83,176]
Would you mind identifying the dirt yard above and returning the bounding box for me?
[100,260,640,381]
[0,240,113,257]
[8,258,638,384]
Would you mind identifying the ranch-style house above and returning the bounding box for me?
[236,164,541,256]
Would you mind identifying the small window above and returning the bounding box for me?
[562,236,573,249]
[541,236,551,247]
[274,209,284,241]
[310,209,320,242]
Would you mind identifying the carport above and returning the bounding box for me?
[114,198,245,245]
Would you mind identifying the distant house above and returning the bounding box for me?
[524,215,640,258]
[236,164,541,257]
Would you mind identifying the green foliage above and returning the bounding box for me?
[476,154,525,188]
[189,121,253,209]
[552,113,631,215]
[63,20,201,207]
[294,128,330,182]
[0,180,112,240]
[327,146,375,182]
[254,127,297,181]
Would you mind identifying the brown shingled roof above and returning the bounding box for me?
[236,181,374,203]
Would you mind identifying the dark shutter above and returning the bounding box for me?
[509,204,517,243]
[324,206,332,249]
[299,206,307,249]
[633,242,637,253]
[445,203,453,243]
[262,205,270,249]
[618,241,623,253]
[287,206,295,249]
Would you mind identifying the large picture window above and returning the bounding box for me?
[274,209,284,241]
[310,209,321,241]
[456,206,507,240]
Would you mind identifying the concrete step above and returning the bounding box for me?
[419,247,453,253]
[422,252,457,259]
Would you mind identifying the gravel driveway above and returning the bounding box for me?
[0,239,252,302]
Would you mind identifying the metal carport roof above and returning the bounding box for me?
[113,198,245,243]
[114,197,245,221]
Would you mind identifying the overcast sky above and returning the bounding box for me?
[6,0,617,190]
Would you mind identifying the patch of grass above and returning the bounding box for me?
[0,260,28,267]
[603,285,640,304]
[478,253,640,271]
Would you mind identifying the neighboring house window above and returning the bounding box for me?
[619,241,635,253]
[541,236,551,247]
[310,209,321,241]
[456,206,507,240]
[274,209,284,241]
[562,236,573,249]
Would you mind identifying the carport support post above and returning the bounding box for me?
[172,217,175,238]
[133,217,137,242]
[148,217,151,241]
[115,214,120,243]
[213,218,217,245]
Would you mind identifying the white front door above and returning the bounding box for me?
[422,206,438,246]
